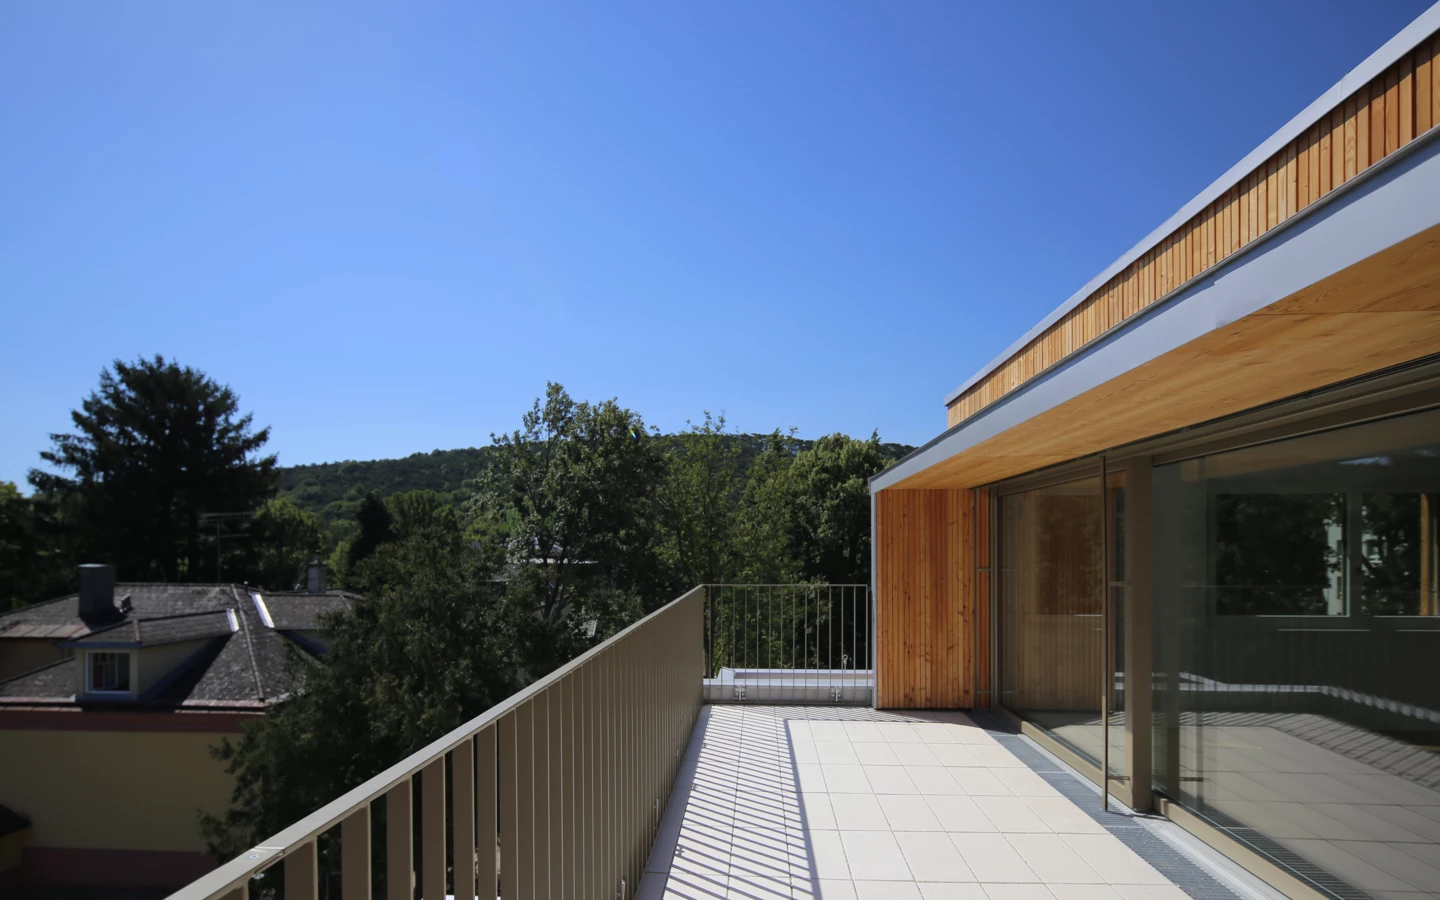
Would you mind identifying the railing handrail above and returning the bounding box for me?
[703,582,869,587]
[169,584,707,900]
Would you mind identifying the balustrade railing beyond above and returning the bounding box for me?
[704,584,872,704]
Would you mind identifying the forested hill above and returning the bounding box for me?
[277,434,915,530]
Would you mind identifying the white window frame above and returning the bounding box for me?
[86,650,132,694]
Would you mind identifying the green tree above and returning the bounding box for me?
[201,530,511,874]
[465,383,664,623]
[734,429,803,583]
[786,432,891,585]
[0,483,70,610]
[343,491,396,574]
[29,356,276,582]
[656,413,744,588]
[385,489,459,540]
[243,498,327,591]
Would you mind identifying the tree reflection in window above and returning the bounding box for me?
[1214,494,1344,615]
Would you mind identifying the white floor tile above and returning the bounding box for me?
[801,793,838,830]
[1005,833,1105,883]
[927,795,999,832]
[949,832,1039,883]
[817,742,862,765]
[1045,887,1123,900]
[811,829,852,879]
[973,796,1052,833]
[893,743,945,766]
[1058,834,1168,885]
[896,830,977,882]
[841,830,914,881]
[856,880,923,898]
[949,767,1014,796]
[854,742,902,766]
[832,793,886,831]
[826,765,875,794]
[812,880,858,899]
[907,766,966,795]
[981,886,1056,900]
[880,794,945,831]
[918,885,989,899]
[866,765,920,794]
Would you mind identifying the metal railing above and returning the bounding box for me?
[703,584,872,704]
[170,586,705,900]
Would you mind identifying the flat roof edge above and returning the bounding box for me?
[943,1,1440,407]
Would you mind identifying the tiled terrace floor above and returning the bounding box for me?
[640,705,1198,900]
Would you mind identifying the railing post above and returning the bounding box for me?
[386,777,412,900]
[285,839,317,900]
[498,712,518,900]
[342,804,371,900]
[453,738,475,900]
[476,726,498,900]
[421,756,445,900]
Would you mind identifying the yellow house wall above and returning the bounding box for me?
[0,729,234,852]
[0,641,69,682]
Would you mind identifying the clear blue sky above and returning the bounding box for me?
[2,2,1433,488]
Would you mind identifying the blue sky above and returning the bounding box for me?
[2,1,1433,488]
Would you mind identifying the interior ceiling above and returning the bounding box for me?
[888,223,1440,491]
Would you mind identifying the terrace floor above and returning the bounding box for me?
[639,705,1254,900]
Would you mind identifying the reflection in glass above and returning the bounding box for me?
[1153,406,1440,897]
[998,475,1121,772]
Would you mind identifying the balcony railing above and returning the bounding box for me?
[704,584,872,704]
[169,584,870,900]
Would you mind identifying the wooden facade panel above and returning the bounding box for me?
[948,30,1440,429]
[875,489,975,709]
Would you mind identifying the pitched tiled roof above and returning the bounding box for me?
[0,584,356,711]
[258,591,359,630]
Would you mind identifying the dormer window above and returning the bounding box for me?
[87,651,131,693]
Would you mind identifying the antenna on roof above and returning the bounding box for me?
[199,511,255,584]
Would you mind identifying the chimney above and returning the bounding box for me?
[305,559,327,594]
[78,564,116,617]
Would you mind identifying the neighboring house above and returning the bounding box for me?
[871,9,1440,900]
[0,563,356,891]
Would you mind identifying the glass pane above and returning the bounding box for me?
[998,475,1106,767]
[1152,406,1440,897]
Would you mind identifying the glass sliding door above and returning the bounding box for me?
[997,473,1122,777]
[1152,406,1440,897]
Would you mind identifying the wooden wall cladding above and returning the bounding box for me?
[875,488,975,709]
[947,33,1440,429]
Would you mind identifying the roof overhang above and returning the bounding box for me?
[875,124,1440,492]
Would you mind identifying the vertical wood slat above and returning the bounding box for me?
[421,756,445,900]
[386,778,412,900]
[452,738,475,900]
[947,31,1440,430]
[498,714,517,900]
[285,840,318,900]
[549,682,565,900]
[476,726,498,900]
[342,805,371,900]
[516,702,535,900]
[532,691,549,900]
